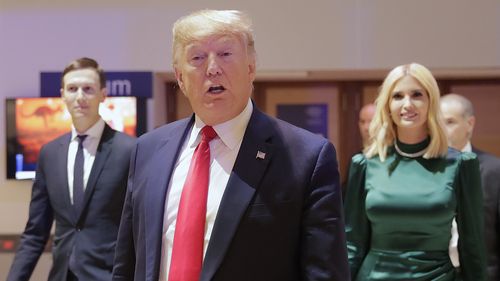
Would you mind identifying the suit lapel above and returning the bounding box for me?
[201,109,274,281]
[145,117,194,281]
[472,147,486,174]
[75,125,113,221]
[57,133,73,221]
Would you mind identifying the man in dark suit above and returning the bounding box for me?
[441,93,500,281]
[7,57,135,281]
[112,10,349,281]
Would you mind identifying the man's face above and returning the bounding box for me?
[440,101,474,150]
[61,68,106,123]
[358,105,375,145]
[175,34,256,125]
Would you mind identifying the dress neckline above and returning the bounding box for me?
[394,137,430,158]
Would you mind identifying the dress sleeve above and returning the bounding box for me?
[344,153,369,279]
[456,152,487,281]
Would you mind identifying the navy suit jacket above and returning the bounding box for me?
[112,107,349,281]
[8,124,135,281]
[473,148,500,281]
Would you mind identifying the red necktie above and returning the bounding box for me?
[169,126,217,281]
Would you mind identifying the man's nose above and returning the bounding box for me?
[207,55,222,77]
[76,88,86,100]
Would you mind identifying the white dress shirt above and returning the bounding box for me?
[67,119,105,204]
[159,99,253,281]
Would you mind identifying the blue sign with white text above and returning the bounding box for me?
[277,104,328,138]
[40,71,153,98]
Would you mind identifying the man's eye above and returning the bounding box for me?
[83,86,95,94]
[192,55,204,61]
[220,51,232,57]
[67,86,77,92]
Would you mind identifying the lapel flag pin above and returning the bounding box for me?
[256,151,266,160]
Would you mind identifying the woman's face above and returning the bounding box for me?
[389,75,429,141]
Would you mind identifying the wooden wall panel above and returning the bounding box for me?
[263,84,340,147]
[362,83,380,105]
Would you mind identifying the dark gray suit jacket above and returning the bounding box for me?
[473,148,500,281]
[7,124,135,281]
[112,107,349,281]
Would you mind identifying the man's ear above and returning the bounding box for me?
[174,67,185,93]
[248,57,256,82]
[100,88,107,102]
[60,88,64,98]
[468,115,476,134]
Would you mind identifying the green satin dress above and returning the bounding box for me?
[344,138,487,281]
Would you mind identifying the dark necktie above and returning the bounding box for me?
[168,126,217,281]
[73,134,87,215]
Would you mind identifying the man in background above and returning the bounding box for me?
[441,93,500,281]
[7,57,135,281]
[342,103,375,198]
[112,9,349,281]
[358,103,375,149]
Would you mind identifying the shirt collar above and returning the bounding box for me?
[190,99,253,150]
[71,118,106,142]
[461,141,472,153]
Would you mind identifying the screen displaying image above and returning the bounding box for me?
[6,96,137,179]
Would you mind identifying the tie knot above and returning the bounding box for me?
[201,126,217,142]
[77,134,88,144]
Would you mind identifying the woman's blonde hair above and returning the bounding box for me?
[172,10,255,67]
[364,63,448,161]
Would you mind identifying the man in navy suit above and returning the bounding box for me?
[112,10,349,281]
[441,93,500,281]
[7,57,135,281]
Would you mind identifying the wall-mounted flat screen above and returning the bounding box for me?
[5,96,140,180]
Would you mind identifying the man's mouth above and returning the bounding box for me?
[208,85,225,94]
[75,105,89,110]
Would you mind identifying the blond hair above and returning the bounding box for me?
[172,10,256,67]
[365,63,448,161]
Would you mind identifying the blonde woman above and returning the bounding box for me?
[344,63,486,280]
